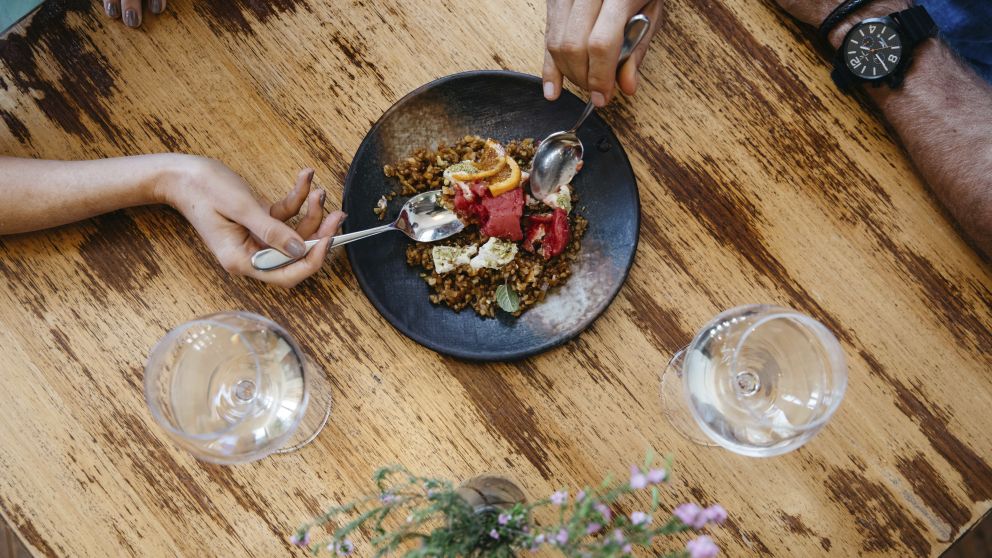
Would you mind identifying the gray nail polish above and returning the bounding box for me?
[124,9,138,27]
[319,190,326,205]
[105,2,120,18]
[150,0,163,14]
[287,239,306,258]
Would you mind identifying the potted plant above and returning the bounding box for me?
[291,453,725,557]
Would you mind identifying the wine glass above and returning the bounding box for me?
[660,305,847,457]
[144,312,333,465]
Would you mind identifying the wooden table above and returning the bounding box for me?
[1,1,990,556]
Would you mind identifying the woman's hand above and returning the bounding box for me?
[544,0,664,106]
[160,157,346,289]
[103,0,166,29]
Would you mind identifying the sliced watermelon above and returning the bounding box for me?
[453,185,488,224]
[480,188,524,241]
[522,209,569,259]
[544,208,570,258]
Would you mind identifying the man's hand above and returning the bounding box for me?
[544,0,664,106]
[104,0,166,29]
[159,157,347,288]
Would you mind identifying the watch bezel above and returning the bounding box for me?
[839,16,906,83]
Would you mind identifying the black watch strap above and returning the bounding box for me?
[891,5,937,45]
[818,0,875,43]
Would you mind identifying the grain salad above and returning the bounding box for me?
[381,135,587,317]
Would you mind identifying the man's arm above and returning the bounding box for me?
[782,0,992,259]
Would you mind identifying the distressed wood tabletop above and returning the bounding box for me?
[1,1,990,556]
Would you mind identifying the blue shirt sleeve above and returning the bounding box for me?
[918,0,992,83]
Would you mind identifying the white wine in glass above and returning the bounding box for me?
[144,312,332,465]
[661,305,847,457]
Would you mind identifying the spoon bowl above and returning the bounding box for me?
[529,14,650,199]
[251,190,463,271]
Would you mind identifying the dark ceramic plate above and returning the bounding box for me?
[342,71,639,361]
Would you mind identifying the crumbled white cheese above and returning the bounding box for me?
[543,184,572,212]
[376,195,388,211]
[443,161,478,183]
[431,245,478,274]
[469,238,518,270]
[454,180,474,200]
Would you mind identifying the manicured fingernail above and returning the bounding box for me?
[307,168,315,180]
[591,91,606,107]
[105,2,119,18]
[150,0,163,14]
[287,239,306,258]
[341,212,348,219]
[124,9,138,27]
[319,190,326,204]
[543,81,555,100]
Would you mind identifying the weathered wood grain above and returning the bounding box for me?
[1,0,990,556]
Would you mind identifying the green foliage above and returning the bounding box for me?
[294,455,720,557]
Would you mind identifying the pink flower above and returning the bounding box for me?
[380,493,397,505]
[490,529,500,540]
[550,490,568,506]
[647,468,668,484]
[331,540,354,556]
[629,465,648,489]
[630,511,651,526]
[586,522,601,535]
[702,505,727,525]
[622,543,633,554]
[498,513,511,525]
[612,529,625,543]
[289,530,310,547]
[686,535,719,558]
[595,503,613,522]
[577,490,587,501]
[555,528,569,545]
[674,503,706,529]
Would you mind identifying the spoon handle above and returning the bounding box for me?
[618,14,651,68]
[568,14,651,133]
[250,224,395,271]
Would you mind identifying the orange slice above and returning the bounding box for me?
[487,156,521,197]
[451,139,506,181]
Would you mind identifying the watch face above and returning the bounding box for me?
[843,20,904,80]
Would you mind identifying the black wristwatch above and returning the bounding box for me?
[830,5,937,90]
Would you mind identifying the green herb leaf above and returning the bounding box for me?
[496,284,519,313]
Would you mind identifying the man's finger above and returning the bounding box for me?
[618,0,663,95]
[587,1,643,105]
[559,0,602,90]
[543,49,564,100]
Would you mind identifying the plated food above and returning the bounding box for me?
[342,70,637,361]
[379,136,588,317]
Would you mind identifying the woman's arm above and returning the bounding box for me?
[0,154,346,287]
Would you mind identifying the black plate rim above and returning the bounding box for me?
[342,69,640,361]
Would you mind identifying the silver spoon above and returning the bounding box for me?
[251,190,463,271]
[530,14,651,200]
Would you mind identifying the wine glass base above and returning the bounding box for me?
[660,349,718,447]
[275,357,333,454]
